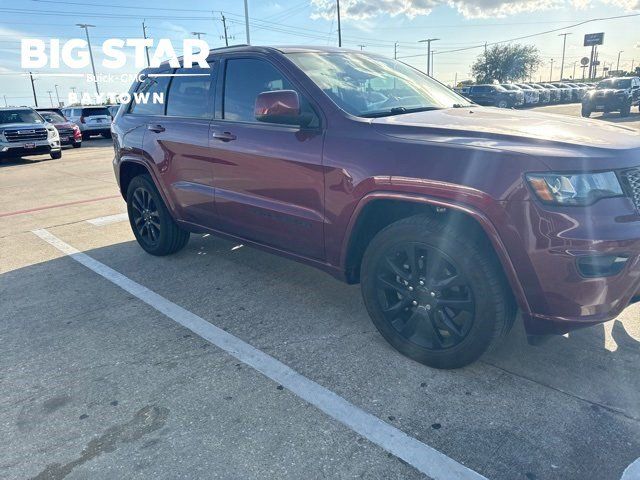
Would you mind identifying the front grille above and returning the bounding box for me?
[620,168,640,211]
[57,128,74,137]
[3,128,48,142]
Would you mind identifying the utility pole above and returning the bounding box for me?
[244,0,250,44]
[77,24,99,95]
[616,50,623,72]
[549,58,554,82]
[357,44,365,51]
[454,72,457,87]
[47,90,54,107]
[142,20,151,67]
[558,32,571,80]
[418,38,439,76]
[336,0,342,47]
[3,95,7,107]
[54,84,61,106]
[431,50,435,78]
[191,31,206,40]
[484,42,488,81]
[632,58,635,72]
[393,41,398,59]
[221,14,229,47]
[29,71,38,107]
[572,61,576,79]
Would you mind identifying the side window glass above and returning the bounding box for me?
[166,66,215,118]
[223,58,319,127]
[129,72,172,116]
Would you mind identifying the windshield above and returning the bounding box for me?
[597,78,631,89]
[40,112,66,123]
[0,109,44,125]
[286,52,471,117]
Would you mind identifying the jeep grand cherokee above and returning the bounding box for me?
[112,46,640,369]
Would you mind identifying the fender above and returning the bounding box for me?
[339,191,532,318]
[117,156,180,220]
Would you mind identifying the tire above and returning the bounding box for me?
[360,215,515,369]
[72,142,82,148]
[581,105,591,118]
[620,102,631,117]
[496,99,509,108]
[103,131,112,139]
[126,174,190,256]
[82,132,90,140]
[50,150,62,159]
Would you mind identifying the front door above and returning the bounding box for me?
[209,56,325,260]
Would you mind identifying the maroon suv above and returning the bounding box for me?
[112,46,640,369]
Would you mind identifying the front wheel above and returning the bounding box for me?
[360,215,515,369]
[620,102,631,117]
[50,150,62,159]
[496,99,509,108]
[581,105,591,118]
[126,174,190,256]
[72,142,82,148]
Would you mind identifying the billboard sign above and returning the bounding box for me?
[584,33,604,46]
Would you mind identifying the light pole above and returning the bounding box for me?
[243,0,250,44]
[3,95,7,107]
[418,38,439,76]
[29,71,38,107]
[558,32,571,80]
[336,0,341,47]
[54,84,61,107]
[191,31,206,40]
[393,41,398,59]
[358,44,365,51]
[77,24,99,95]
[47,90,54,107]
[549,58,554,82]
[572,61,576,79]
[616,50,623,72]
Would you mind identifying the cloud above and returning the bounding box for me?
[311,0,638,19]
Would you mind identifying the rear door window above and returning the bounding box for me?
[82,107,110,117]
[166,67,215,118]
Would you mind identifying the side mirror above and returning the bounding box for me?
[255,90,302,126]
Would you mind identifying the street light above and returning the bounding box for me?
[418,38,439,76]
[617,51,624,72]
[558,32,572,80]
[54,84,61,107]
[76,24,99,95]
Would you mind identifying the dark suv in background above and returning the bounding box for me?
[112,46,640,369]
[465,84,524,108]
[582,76,640,117]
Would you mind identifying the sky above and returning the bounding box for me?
[0,0,638,107]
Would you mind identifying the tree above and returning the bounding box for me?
[472,44,541,83]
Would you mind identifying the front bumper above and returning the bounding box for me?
[504,197,640,335]
[0,139,61,158]
[583,95,630,111]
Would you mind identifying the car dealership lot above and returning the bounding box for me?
[1,113,639,480]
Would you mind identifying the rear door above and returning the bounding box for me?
[139,65,219,229]
[81,106,111,127]
[209,55,326,260]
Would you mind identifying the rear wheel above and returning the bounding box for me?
[103,131,112,139]
[50,150,62,159]
[72,142,81,148]
[82,132,90,140]
[126,174,190,256]
[361,215,515,369]
[620,101,631,117]
[496,99,509,108]
[581,105,591,118]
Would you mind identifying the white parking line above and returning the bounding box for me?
[86,213,128,226]
[32,228,487,480]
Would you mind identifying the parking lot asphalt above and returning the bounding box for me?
[1,107,639,480]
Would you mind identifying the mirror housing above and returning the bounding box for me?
[255,90,302,126]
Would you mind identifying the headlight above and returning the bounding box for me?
[0,131,6,142]
[526,171,623,206]
[47,126,58,139]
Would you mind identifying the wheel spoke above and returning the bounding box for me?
[433,273,464,290]
[438,297,473,312]
[419,312,443,348]
[404,244,420,280]
[382,296,411,317]
[400,310,423,338]
[377,275,409,297]
[149,223,158,241]
[437,308,463,338]
[384,256,411,281]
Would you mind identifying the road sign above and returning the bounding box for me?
[584,33,604,46]
[593,60,601,66]
[580,56,590,66]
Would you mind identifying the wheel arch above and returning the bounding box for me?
[341,192,531,316]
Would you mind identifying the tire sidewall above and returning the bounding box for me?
[361,220,504,369]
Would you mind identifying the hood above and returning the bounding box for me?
[370,106,640,153]
[0,122,46,131]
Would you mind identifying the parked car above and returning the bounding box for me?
[0,107,61,160]
[61,106,112,139]
[466,84,524,108]
[549,83,573,103]
[509,83,540,106]
[565,82,588,101]
[113,46,640,369]
[35,107,65,118]
[533,83,562,103]
[525,83,552,104]
[581,76,640,117]
[37,110,82,148]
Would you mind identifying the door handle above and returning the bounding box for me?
[212,131,237,142]
[147,124,165,133]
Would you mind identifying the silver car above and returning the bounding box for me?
[61,106,112,140]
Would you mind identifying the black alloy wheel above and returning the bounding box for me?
[374,242,474,350]
[130,186,162,248]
